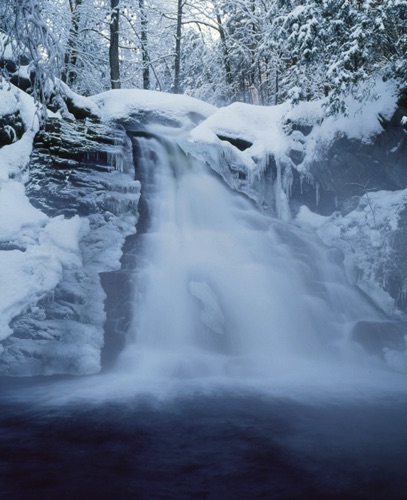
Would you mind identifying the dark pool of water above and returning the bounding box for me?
[0,381,406,499]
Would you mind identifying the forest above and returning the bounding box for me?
[1,0,406,115]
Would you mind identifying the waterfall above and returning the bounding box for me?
[115,133,383,384]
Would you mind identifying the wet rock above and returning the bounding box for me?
[352,320,407,355]
[0,112,24,148]
[217,135,253,151]
[308,101,407,211]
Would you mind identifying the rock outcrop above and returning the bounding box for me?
[0,117,140,376]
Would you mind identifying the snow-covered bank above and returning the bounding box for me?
[0,83,140,375]
[178,79,401,230]
[0,83,76,350]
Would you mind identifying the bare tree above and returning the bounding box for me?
[139,0,149,89]
[110,0,121,89]
[172,0,183,93]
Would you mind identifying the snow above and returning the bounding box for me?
[187,101,295,219]
[295,205,329,230]
[188,78,398,211]
[40,215,83,255]
[0,90,87,347]
[0,80,41,185]
[191,101,290,166]
[279,78,399,181]
[0,181,46,241]
[319,78,398,142]
[59,81,101,118]
[0,84,18,117]
[0,215,84,343]
[90,89,216,130]
[0,81,145,373]
[192,101,289,150]
[192,79,397,163]
[0,33,13,60]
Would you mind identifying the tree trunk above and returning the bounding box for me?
[62,0,82,86]
[139,0,149,89]
[109,0,121,89]
[216,12,232,87]
[249,0,256,86]
[173,0,182,94]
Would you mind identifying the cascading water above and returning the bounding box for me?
[3,130,407,500]
[116,133,384,385]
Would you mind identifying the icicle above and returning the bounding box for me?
[106,150,124,172]
[274,157,282,219]
[274,156,291,222]
[256,154,269,176]
[282,164,293,200]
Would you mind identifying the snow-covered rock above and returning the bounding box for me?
[90,88,216,132]
[0,89,139,375]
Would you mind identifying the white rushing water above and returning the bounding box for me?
[8,133,407,407]
[115,134,387,387]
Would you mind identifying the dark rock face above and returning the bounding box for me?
[304,97,407,213]
[310,125,407,209]
[277,91,407,218]
[217,135,253,151]
[0,112,24,148]
[353,320,406,356]
[290,168,336,216]
[0,117,140,376]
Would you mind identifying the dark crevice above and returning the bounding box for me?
[100,132,152,371]
[217,135,253,151]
